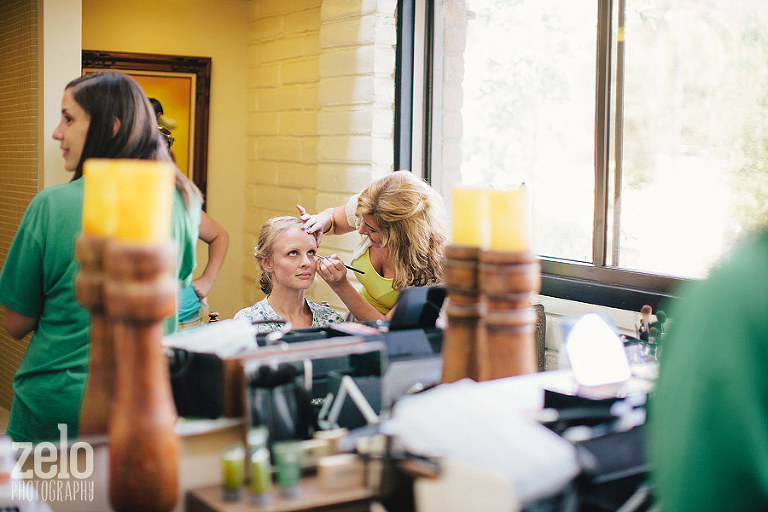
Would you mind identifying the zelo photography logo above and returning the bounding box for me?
[10,424,95,504]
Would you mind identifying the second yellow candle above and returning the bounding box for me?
[489,186,530,252]
[114,160,175,243]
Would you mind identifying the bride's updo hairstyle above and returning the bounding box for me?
[254,216,306,294]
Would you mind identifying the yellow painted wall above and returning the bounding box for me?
[43,0,83,188]
[82,0,249,319]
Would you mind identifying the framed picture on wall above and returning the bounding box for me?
[82,50,211,206]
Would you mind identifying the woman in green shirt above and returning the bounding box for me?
[298,171,447,321]
[0,72,201,442]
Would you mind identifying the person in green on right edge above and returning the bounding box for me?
[650,229,768,510]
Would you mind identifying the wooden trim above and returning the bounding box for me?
[540,257,686,311]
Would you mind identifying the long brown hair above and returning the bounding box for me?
[357,171,447,289]
[66,72,201,207]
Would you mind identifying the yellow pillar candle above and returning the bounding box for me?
[113,160,175,243]
[489,186,530,251]
[451,187,490,247]
[82,159,118,237]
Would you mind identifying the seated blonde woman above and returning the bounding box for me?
[234,216,344,333]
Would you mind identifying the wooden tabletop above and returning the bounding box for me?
[186,476,374,512]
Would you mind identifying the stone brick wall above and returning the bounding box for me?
[245,0,323,307]
[246,0,396,310]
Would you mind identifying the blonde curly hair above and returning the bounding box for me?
[356,171,447,290]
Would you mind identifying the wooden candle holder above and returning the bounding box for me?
[477,250,541,380]
[441,244,483,382]
[75,234,114,437]
[104,240,179,512]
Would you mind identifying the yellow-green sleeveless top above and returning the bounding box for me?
[352,248,400,314]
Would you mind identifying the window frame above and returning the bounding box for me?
[396,0,691,311]
[394,0,415,173]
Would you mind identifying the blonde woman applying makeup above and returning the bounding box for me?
[297,171,447,322]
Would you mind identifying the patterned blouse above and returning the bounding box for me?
[233,297,345,334]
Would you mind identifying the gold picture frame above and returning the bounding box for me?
[82,50,211,205]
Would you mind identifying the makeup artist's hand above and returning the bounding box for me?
[316,254,348,289]
[297,204,332,244]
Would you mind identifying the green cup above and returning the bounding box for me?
[221,443,245,501]
[272,441,303,497]
[250,447,273,505]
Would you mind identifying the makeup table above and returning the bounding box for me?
[186,476,373,512]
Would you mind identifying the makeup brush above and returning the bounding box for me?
[316,254,365,274]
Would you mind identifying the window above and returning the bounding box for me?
[608,0,768,279]
[406,0,768,307]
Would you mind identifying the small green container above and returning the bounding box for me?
[221,443,245,501]
[272,441,303,498]
[250,447,273,505]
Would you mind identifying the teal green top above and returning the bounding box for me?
[0,178,200,443]
[167,188,202,332]
[177,284,202,323]
[650,230,768,511]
